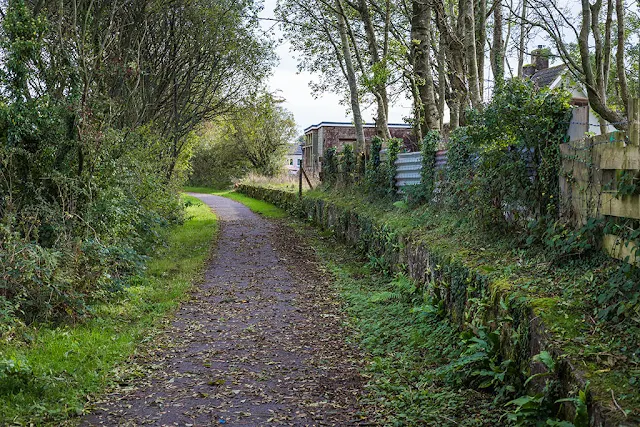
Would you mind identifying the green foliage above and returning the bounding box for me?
[420,130,439,199]
[442,79,572,229]
[187,125,249,189]
[306,231,505,425]
[369,273,418,303]
[323,147,338,187]
[387,138,400,192]
[527,217,603,259]
[188,92,297,188]
[0,356,36,396]
[615,170,639,198]
[0,2,183,323]
[0,196,216,424]
[340,144,355,186]
[406,130,440,205]
[363,136,393,198]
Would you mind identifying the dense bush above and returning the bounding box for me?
[187,92,297,188]
[340,144,355,186]
[0,1,185,324]
[441,79,572,228]
[363,137,391,197]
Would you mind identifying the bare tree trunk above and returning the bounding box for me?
[437,36,446,130]
[463,0,482,108]
[490,0,504,89]
[475,0,487,98]
[356,0,390,138]
[449,96,460,131]
[336,0,366,153]
[517,0,526,77]
[615,0,629,113]
[579,0,627,129]
[412,0,440,131]
[603,0,613,93]
[433,0,467,128]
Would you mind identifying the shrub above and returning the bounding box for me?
[340,144,355,186]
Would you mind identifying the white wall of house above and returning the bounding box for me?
[555,77,616,138]
[284,153,302,174]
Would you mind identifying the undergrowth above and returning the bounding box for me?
[300,225,506,425]
[0,195,217,425]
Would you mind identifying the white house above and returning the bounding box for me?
[525,47,614,141]
[284,143,303,175]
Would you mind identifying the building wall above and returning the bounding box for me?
[303,124,418,175]
[284,154,302,174]
[320,126,417,153]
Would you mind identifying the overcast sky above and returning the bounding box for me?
[259,0,413,137]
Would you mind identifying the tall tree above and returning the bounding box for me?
[411,0,440,133]
[277,0,368,151]
[490,0,505,88]
[349,0,392,138]
[522,0,629,130]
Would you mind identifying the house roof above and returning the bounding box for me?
[303,121,412,133]
[531,64,566,89]
[287,143,303,156]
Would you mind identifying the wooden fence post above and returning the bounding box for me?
[298,166,303,199]
[301,167,313,190]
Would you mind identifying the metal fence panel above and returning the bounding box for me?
[395,152,422,187]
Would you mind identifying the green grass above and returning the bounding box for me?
[0,195,217,425]
[184,187,287,219]
[293,222,505,425]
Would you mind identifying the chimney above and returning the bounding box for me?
[531,45,549,71]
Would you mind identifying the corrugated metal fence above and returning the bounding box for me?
[395,152,422,187]
[395,150,449,188]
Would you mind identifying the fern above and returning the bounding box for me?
[369,291,403,303]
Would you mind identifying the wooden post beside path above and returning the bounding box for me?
[298,167,303,199]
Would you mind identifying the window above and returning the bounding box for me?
[289,159,293,166]
[297,159,301,166]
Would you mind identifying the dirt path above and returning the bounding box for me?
[83,194,368,426]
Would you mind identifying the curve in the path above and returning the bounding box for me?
[83,194,366,426]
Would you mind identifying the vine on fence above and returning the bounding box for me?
[442,79,572,229]
[387,138,400,192]
[421,130,439,200]
[340,144,355,186]
[364,136,392,198]
[323,147,338,187]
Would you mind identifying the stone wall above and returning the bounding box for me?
[237,184,611,426]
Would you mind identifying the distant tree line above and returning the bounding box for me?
[188,92,298,189]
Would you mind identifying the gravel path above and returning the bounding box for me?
[83,194,368,426]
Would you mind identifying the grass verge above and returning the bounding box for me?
[300,225,506,426]
[0,195,217,425]
[184,187,287,219]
